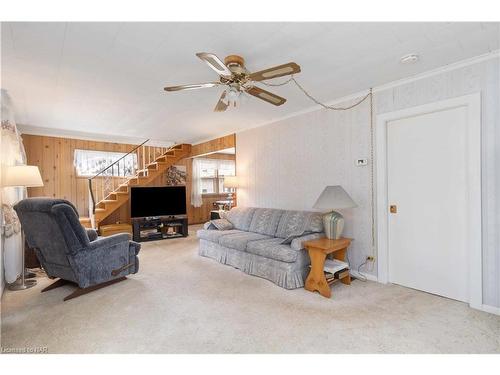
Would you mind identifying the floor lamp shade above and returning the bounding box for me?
[313,186,357,239]
[223,176,238,188]
[3,165,44,188]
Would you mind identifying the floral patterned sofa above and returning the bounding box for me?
[197,207,324,289]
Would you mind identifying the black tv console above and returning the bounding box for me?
[132,216,188,242]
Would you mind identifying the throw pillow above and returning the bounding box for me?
[204,222,216,230]
[211,218,234,230]
[279,231,312,244]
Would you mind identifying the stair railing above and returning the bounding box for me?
[87,140,177,226]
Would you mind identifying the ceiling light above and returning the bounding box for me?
[400,54,419,64]
[226,87,240,102]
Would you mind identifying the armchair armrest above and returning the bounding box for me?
[85,228,98,242]
[87,233,130,251]
[71,233,139,288]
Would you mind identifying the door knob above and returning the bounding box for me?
[390,205,397,213]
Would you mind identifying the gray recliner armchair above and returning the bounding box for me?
[14,197,140,301]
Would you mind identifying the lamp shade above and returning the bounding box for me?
[224,176,239,188]
[313,185,357,210]
[2,165,44,187]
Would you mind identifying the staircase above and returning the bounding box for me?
[85,142,191,228]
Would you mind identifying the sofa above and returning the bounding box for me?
[197,207,325,289]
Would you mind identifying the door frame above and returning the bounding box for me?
[375,93,482,309]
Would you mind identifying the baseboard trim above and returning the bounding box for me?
[476,304,500,316]
[350,270,378,282]
[349,270,500,315]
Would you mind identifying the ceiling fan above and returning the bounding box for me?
[163,53,301,112]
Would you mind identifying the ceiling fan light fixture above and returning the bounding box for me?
[164,52,298,112]
[226,87,240,102]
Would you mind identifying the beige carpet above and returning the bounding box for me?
[1,225,499,354]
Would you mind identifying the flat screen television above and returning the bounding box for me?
[131,186,187,218]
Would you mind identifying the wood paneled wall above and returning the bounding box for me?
[22,134,167,218]
[22,134,236,225]
[190,133,235,157]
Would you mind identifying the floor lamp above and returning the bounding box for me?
[223,176,238,209]
[2,165,44,290]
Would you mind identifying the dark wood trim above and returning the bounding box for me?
[41,278,71,292]
[63,277,127,301]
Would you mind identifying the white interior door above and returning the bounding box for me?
[387,106,469,302]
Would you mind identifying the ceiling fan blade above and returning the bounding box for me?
[196,52,233,77]
[249,62,301,82]
[214,91,229,112]
[245,86,286,106]
[163,82,219,92]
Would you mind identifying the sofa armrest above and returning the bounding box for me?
[85,228,98,242]
[290,232,325,251]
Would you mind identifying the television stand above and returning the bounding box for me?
[132,216,188,242]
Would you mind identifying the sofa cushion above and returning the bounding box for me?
[248,208,284,236]
[218,232,271,252]
[196,229,244,243]
[275,210,324,239]
[246,238,301,263]
[224,207,257,231]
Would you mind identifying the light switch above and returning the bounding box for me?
[356,158,368,166]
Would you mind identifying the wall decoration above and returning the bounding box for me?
[165,165,186,186]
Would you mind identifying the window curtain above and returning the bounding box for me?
[1,89,27,284]
[191,158,203,208]
[217,159,235,176]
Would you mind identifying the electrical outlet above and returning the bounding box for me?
[366,256,375,262]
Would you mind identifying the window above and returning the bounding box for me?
[74,149,138,177]
[198,159,235,195]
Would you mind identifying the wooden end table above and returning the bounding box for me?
[304,237,352,298]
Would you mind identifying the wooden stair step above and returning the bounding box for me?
[91,143,191,223]
[99,199,118,205]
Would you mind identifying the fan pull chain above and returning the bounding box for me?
[261,75,372,111]
[262,75,377,272]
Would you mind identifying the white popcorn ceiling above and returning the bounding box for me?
[1,22,499,144]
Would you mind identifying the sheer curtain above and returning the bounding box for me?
[191,158,203,207]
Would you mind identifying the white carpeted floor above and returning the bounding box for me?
[1,225,499,353]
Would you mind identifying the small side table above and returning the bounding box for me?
[304,237,352,298]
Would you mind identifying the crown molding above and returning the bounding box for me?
[17,124,175,147]
[234,50,500,136]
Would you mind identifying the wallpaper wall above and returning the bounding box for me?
[236,55,499,308]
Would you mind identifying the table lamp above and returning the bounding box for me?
[223,175,238,208]
[2,165,44,290]
[313,185,357,239]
